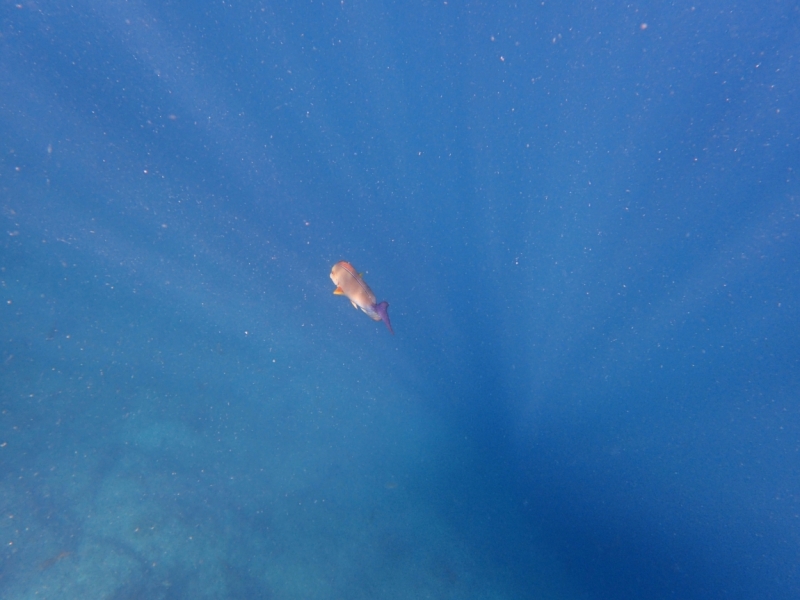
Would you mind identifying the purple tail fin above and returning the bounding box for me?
[375,301,393,335]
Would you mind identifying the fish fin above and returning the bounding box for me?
[350,301,358,310]
[375,301,394,335]
[333,287,344,295]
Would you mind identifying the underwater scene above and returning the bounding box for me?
[1,1,799,598]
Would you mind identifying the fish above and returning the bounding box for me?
[330,261,393,334]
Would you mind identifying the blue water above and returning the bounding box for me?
[2,1,799,598]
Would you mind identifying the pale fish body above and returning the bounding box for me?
[330,261,393,334]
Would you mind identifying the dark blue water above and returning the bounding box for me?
[2,1,798,598]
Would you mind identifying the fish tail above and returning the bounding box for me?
[375,301,393,335]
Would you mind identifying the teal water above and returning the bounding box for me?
[1,1,799,598]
